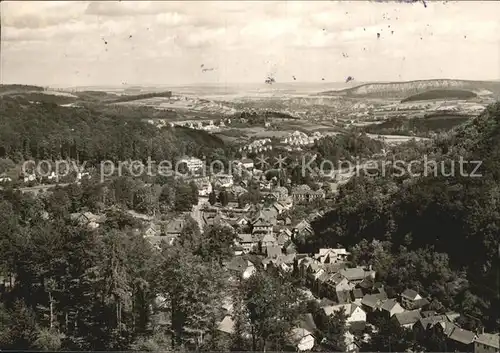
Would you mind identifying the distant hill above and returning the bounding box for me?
[106,91,173,104]
[318,79,500,99]
[362,114,471,137]
[401,89,477,103]
[0,86,131,106]
[0,95,226,163]
[0,84,45,94]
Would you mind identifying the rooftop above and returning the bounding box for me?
[448,327,476,345]
[401,288,420,300]
[476,333,500,349]
[226,257,253,273]
[393,310,422,326]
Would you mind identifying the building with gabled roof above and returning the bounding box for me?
[289,328,315,351]
[392,310,422,329]
[447,326,477,352]
[401,288,423,309]
[340,266,375,284]
[361,292,388,312]
[226,256,256,280]
[164,218,185,237]
[234,233,258,254]
[323,303,366,326]
[265,244,282,259]
[474,332,499,353]
[380,299,405,318]
[217,315,235,334]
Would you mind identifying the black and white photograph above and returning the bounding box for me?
[0,0,499,352]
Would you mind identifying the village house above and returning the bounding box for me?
[143,223,162,237]
[217,315,235,335]
[474,332,500,353]
[351,288,364,304]
[361,292,389,313]
[234,234,258,254]
[272,201,286,215]
[276,232,289,247]
[291,185,326,204]
[260,233,278,250]
[401,288,425,310]
[265,244,282,258]
[340,266,376,285]
[226,257,256,280]
[447,326,477,352]
[380,299,406,318]
[76,171,91,181]
[240,158,254,170]
[318,272,354,303]
[285,242,297,255]
[315,248,350,264]
[196,180,213,196]
[287,313,317,351]
[324,303,367,326]
[263,254,295,273]
[164,218,185,238]
[231,216,250,229]
[213,174,234,188]
[127,209,154,222]
[289,328,315,351]
[274,186,289,200]
[70,211,104,230]
[392,310,423,329]
[252,218,274,235]
[147,235,175,250]
[0,175,12,183]
[293,219,314,238]
[179,156,204,173]
[413,314,455,343]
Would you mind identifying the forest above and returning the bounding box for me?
[0,96,230,165]
[309,103,500,332]
[0,90,498,351]
[0,181,349,351]
[362,115,471,137]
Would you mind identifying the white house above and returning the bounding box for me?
[289,328,315,351]
[198,182,212,196]
[76,172,90,181]
[324,303,367,325]
[179,156,204,172]
[315,248,351,263]
[23,174,36,183]
[234,233,258,254]
[213,174,234,188]
[0,175,12,183]
[227,257,256,280]
[380,299,405,317]
[401,289,423,309]
[218,315,235,334]
[241,158,254,169]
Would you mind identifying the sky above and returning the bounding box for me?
[1,0,499,87]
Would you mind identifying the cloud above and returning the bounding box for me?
[1,1,88,29]
[1,0,499,86]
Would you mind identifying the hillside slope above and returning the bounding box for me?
[310,102,500,331]
[319,79,500,99]
[0,95,226,163]
[401,89,477,102]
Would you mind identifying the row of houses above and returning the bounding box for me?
[262,247,499,353]
[279,131,323,146]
